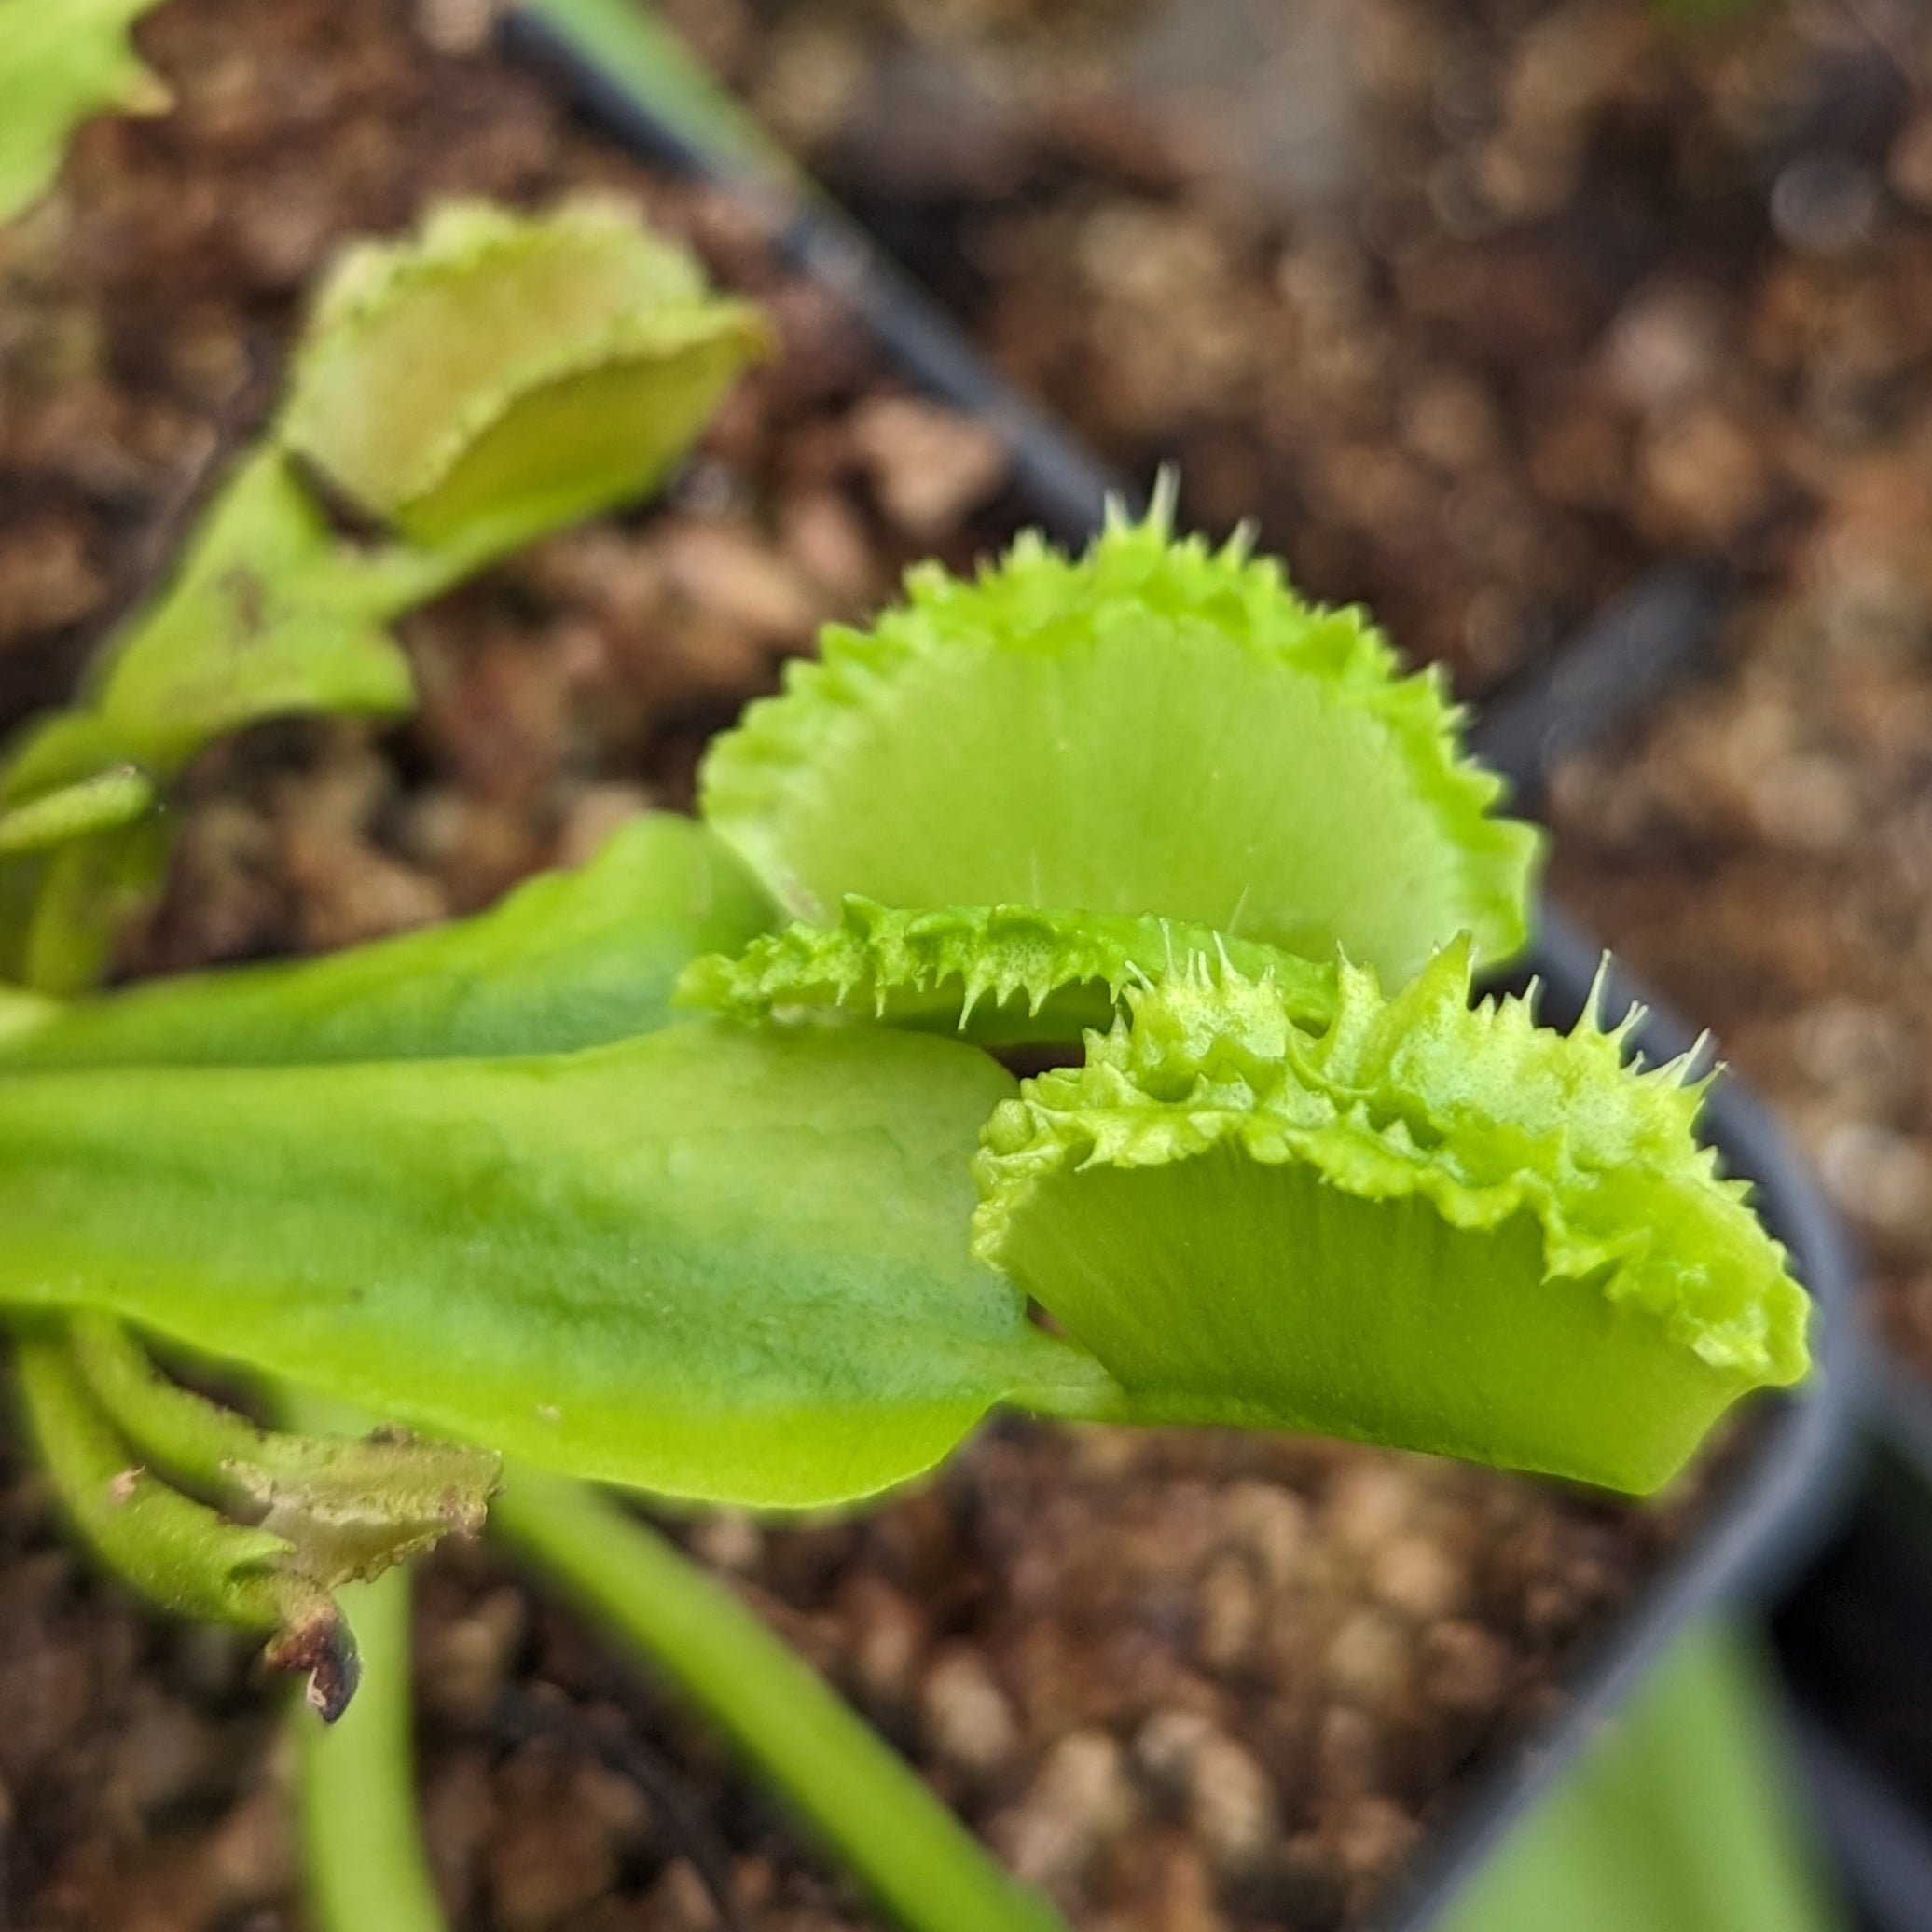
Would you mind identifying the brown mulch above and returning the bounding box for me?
[0,3,1792,1930]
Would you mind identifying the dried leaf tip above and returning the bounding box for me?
[269,1600,363,1724]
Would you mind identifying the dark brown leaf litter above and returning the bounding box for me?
[1,1,1752,1927]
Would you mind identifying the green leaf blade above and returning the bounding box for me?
[80,449,419,778]
[0,451,421,991]
[0,813,778,1070]
[0,1021,1112,1508]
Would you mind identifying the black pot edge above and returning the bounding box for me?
[1773,1362,1932,1932]
[1788,1711,1932,1932]
[496,11,1869,1930]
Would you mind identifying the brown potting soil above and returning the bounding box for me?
[0,3,1768,1929]
[689,0,1930,693]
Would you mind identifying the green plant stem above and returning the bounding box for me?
[68,1311,307,1501]
[296,1566,450,1932]
[15,1318,291,1630]
[493,1468,1069,1932]
[14,811,171,995]
[0,766,154,858]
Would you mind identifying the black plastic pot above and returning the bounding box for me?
[1773,1378,1932,1932]
[1778,1561,1932,1932]
[498,7,1865,1926]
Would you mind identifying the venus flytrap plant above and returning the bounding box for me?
[685,900,1805,1487]
[0,807,1103,1930]
[0,247,1815,1928]
[0,193,770,1715]
[668,505,1808,1499]
[281,198,774,566]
